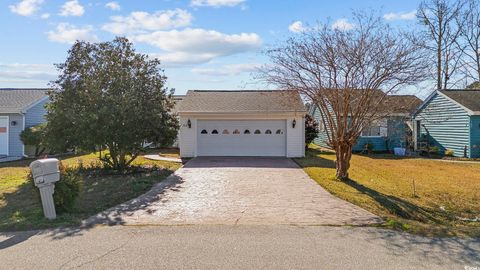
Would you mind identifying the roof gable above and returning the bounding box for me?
[178,90,306,113]
[414,89,480,116]
[438,89,480,114]
[0,89,49,114]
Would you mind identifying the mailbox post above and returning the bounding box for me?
[30,158,60,219]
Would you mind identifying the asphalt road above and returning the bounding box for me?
[1,225,479,269]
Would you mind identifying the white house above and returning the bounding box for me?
[177,90,306,158]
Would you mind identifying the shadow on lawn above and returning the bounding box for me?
[343,178,447,224]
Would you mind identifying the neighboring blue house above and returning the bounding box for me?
[311,94,422,152]
[0,89,49,161]
[413,89,480,158]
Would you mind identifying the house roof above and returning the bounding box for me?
[438,89,480,113]
[171,94,185,114]
[177,90,306,113]
[0,89,48,114]
[384,95,423,114]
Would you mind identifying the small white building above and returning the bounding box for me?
[177,90,306,158]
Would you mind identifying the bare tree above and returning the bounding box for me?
[417,0,466,89]
[259,13,428,180]
[458,0,480,85]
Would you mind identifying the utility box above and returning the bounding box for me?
[30,158,60,219]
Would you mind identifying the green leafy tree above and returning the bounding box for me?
[45,37,178,172]
[20,123,47,157]
[305,114,319,150]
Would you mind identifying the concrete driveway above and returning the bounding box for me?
[87,157,381,226]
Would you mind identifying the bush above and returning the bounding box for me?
[429,146,440,154]
[29,161,83,213]
[20,123,47,157]
[305,114,319,149]
[364,142,374,153]
[445,149,454,157]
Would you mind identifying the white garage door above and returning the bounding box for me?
[0,117,8,155]
[197,120,286,156]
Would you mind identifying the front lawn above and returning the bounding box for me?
[0,150,181,231]
[295,146,480,237]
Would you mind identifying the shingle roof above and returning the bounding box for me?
[0,89,48,113]
[439,89,480,113]
[177,90,306,113]
[384,95,423,114]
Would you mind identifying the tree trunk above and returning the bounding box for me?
[335,143,353,180]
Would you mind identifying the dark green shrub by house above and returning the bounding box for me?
[305,114,319,149]
[29,162,83,213]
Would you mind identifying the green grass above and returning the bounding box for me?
[295,145,480,237]
[0,149,182,231]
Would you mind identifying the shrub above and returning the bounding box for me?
[28,161,83,213]
[365,142,374,153]
[429,146,440,154]
[20,123,47,157]
[445,149,454,157]
[305,114,319,149]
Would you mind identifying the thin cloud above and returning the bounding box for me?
[59,0,85,17]
[136,28,262,66]
[105,1,121,11]
[9,0,44,16]
[332,18,354,31]
[288,21,305,33]
[191,0,245,7]
[47,23,98,44]
[102,9,192,35]
[383,10,417,21]
[192,63,261,76]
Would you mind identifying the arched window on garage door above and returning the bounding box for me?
[211,129,219,134]
[254,129,261,134]
[265,129,272,134]
[222,129,229,134]
[244,129,251,134]
[233,129,240,134]
[201,129,208,134]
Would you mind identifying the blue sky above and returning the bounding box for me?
[0,0,422,95]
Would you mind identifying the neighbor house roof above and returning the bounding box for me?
[0,89,49,114]
[171,94,185,114]
[177,90,306,113]
[438,89,480,113]
[384,95,423,114]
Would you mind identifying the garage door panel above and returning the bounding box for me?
[197,120,286,156]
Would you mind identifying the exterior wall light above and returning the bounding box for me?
[187,119,192,128]
[11,121,17,126]
[292,119,296,128]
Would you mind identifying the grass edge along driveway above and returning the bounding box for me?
[295,146,480,237]
[0,150,182,232]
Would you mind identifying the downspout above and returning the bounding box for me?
[22,113,27,157]
[469,117,472,158]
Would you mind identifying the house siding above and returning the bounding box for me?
[0,113,24,157]
[312,107,408,152]
[312,106,331,148]
[414,93,470,157]
[25,98,48,127]
[286,116,304,157]
[352,137,387,152]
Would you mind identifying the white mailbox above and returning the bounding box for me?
[30,158,60,219]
